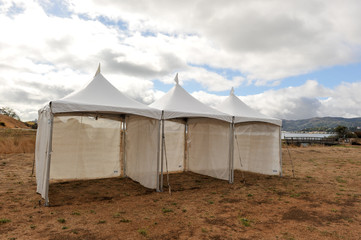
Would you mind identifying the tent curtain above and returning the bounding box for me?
[187,118,230,181]
[162,119,186,173]
[125,115,159,189]
[50,115,122,179]
[234,122,281,175]
[35,106,52,198]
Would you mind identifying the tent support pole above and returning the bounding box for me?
[229,117,235,184]
[122,115,127,177]
[44,111,54,207]
[279,127,283,177]
[156,118,161,192]
[184,119,188,172]
[160,111,165,192]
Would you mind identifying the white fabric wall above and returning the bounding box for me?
[125,115,159,189]
[187,118,230,181]
[50,115,122,179]
[163,120,185,172]
[35,106,52,198]
[234,122,280,175]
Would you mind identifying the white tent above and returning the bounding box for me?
[150,74,233,190]
[215,88,282,179]
[35,66,162,206]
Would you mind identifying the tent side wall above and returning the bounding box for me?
[234,122,281,175]
[125,115,159,189]
[187,118,230,181]
[35,105,52,198]
[163,120,185,173]
[50,115,122,179]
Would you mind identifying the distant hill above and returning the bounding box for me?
[0,114,30,129]
[282,117,361,132]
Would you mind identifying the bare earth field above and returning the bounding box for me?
[1,145,360,240]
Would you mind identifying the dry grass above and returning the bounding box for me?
[0,129,36,154]
[0,132,360,239]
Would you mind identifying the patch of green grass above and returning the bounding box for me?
[97,220,106,224]
[162,208,173,213]
[336,176,347,183]
[239,217,250,227]
[0,218,11,224]
[306,176,312,178]
[138,228,147,236]
[71,211,80,216]
[208,200,214,204]
[307,226,316,232]
[57,218,66,223]
[71,230,78,234]
[290,193,300,198]
[247,193,253,197]
[201,228,208,233]
[90,210,96,214]
[119,218,131,223]
[182,209,187,213]
[30,225,36,229]
[62,226,68,230]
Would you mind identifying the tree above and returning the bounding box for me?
[334,125,348,139]
[0,107,20,121]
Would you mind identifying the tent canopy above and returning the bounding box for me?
[51,65,161,120]
[215,88,281,126]
[35,66,161,206]
[150,74,232,122]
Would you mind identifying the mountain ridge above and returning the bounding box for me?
[282,117,361,131]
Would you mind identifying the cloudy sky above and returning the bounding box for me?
[1,0,361,121]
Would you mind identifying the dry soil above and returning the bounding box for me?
[1,145,360,239]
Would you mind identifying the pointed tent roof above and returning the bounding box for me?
[51,66,161,119]
[215,88,281,126]
[150,74,232,122]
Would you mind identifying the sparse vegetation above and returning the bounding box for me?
[0,218,11,224]
[239,217,251,227]
[162,208,173,213]
[0,107,20,121]
[138,228,147,236]
[1,145,361,239]
[57,218,66,224]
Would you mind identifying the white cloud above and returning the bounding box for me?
[1,0,361,121]
[191,80,361,120]
[69,0,361,83]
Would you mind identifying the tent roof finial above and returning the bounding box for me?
[230,87,235,96]
[174,73,179,85]
[95,63,101,76]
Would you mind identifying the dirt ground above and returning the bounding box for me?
[1,145,360,240]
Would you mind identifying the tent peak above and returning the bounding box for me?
[95,63,101,77]
[230,87,235,96]
[174,73,179,85]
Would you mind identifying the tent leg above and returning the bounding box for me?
[122,116,127,177]
[279,127,283,177]
[156,119,161,192]
[183,120,188,172]
[160,112,165,192]
[44,112,54,207]
[229,117,234,184]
